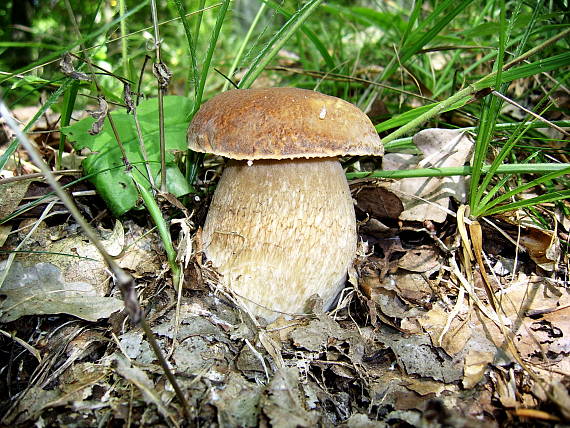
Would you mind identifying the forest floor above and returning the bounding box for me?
[0,109,569,427]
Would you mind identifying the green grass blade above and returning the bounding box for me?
[469,0,507,212]
[484,190,570,216]
[345,163,570,180]
[223,2,267,92]
[261,0,334,69]
[401,0,474,63]
[239,0,325,89]
[0,42,63,50]
[400,0,422,47]
[193,0,207,46]
[481,166,570,213]
[478,150,542,210]
[194,0,231,112]
[173,0,199,99]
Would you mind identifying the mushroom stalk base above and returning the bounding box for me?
[202,158,357,321]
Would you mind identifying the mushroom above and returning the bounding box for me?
[188,87,383,320]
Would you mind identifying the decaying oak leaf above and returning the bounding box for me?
[0,260,123,322]
[22,220,125,296]
[260,367,320,427]
[212,372,262,427]
[418,303,472,356]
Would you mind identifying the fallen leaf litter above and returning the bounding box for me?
[1,129,569,426]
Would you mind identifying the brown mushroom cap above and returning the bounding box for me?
[187,87,383,160]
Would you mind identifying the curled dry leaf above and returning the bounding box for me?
[88,97,109,135]
[59,53,91,81]
[518,226,560,271]
[383,129,473,223]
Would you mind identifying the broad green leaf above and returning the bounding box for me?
[63,96,193,216]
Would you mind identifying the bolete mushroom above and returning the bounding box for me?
[188,87,383,320]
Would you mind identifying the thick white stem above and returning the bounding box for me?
[203,158,356,321]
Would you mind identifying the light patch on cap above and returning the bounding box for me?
[319,105,327,119]
[247,160,254,166]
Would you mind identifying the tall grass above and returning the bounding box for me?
[1,0,569,221]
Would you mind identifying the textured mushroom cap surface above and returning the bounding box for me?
[188,87,383,160]
[202,158,356,320]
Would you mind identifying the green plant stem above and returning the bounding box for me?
[149,0,167,192]
[132,175,180,284]
[382,83,476,144]
[383,120,570,152]
[345,163,570,180]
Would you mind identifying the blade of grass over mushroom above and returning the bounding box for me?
[0,1,148,86]
[172,0,199,99]
[193,0,231,111]
[222,2,267,92]
[258,0,334,69]
[238,0,325,89]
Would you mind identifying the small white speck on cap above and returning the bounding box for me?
[247,160,254,166]
[319,106,327,119]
